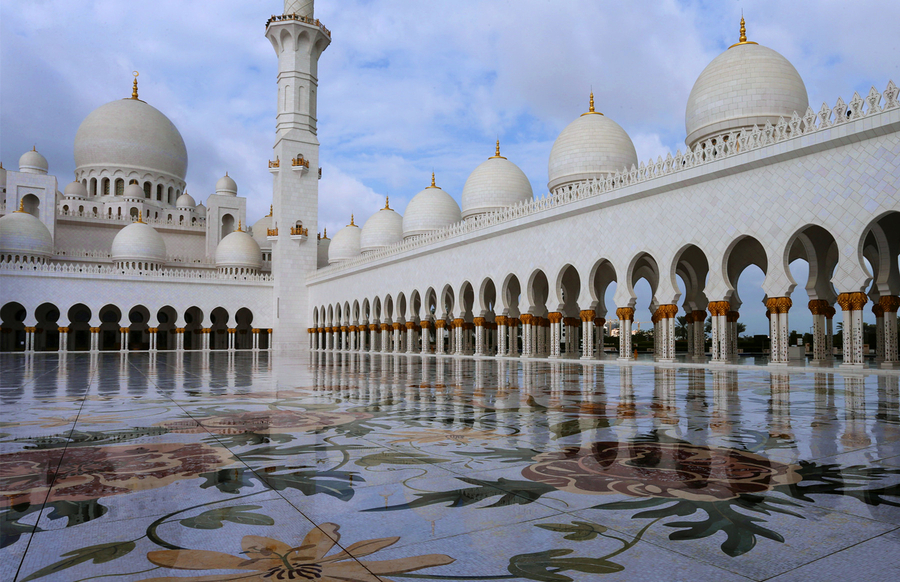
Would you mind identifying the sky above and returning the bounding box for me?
[2,0,898,335]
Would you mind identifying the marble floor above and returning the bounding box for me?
[2,352,900,582]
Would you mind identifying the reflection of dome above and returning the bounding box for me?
[548,94,638,191]
[19,148,48,175]
[462,143,532,219]
[111,220,166,268]
[64,181,88,199]
[0,205,53,262]
[360,200,403,254]
[74,97,188,181]
[175,192,196,208]
[123,183,144,200]
[216,173,238,196]
[685,18,808,148]
[216,229,262,271]
[403,174,462,238]
[328,218,362,263]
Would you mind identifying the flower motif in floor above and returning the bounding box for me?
[522,440,801,502]
[142,523,454,581]
[389,427,502,445]
[0,442,232,507]
[157,409,372,435]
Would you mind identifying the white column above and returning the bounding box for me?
[509,319,519,356]
[617,308,634,360]
[693,311,705,360]
[496,317,508,357]
[58,327,68,353]
[595,318,605,359]
[581,316,594,360]
[881,297,899,368]
[874,306,885,363]
[837,293,866,367]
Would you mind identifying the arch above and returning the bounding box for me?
[221,213,235,240]
[21,193,40,218]
[115,178,125,196]
[156,305,178,350]
[362,298,371,322]
[671,244,710,313]
[555,264,581,316]
[210,307,229,350]
[424,287,437,319]
[396,293,407,322]
[183,306,204,350]
[143,181,152,199]
[98,304,122,350]
[384,295,394,321]
[459,281,475,320]
[67,303,92,351]
[235,308,254,349]
[785,224,839,303]
[440,285,455,318]
[860,211,900,298]
[526,269,550,317]
[479,278,497,316]
[409,290,422,321]
[500,273,522,317]
[0,302,27,351]
[589,258,618,317]
[723,235,768,308]
[34,302,61,352]
[127,305,151,350]
[101,177,110,197]
[372,297,382,322]
[352,300,360,323]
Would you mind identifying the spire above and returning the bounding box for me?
[349,214,356,226]
[136,212,145,223]
[489,139,506,159]
[268,204,273,217]
[427,172,437,188]
[236,220,242,232]
[131,71,139,99]
[729,15,758,49]
[15,199,25,213]
[384,196,391,210]
[323,227,328,239]
[581,90,602,116]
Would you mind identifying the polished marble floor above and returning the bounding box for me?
[2,351,900,581]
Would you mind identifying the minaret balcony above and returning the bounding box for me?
[290,225,308,242]
[291,155,310,175]
[268,158,281,174]
[266,227,279,242]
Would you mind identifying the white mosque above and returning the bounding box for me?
[1,1,898,370]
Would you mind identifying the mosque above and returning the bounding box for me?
[1,1,898,370]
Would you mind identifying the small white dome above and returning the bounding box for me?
[216,229,262,270]
[462,145,532,219]
[123,183,144,200]
[251,212,273,249]
[328,220,362,263]
[685,21,808,147]
[195,202,207,218]
[548,97,638,191]
[360,201,403,254]
[19,148,48,174]
[75,97,187,182]
[216,173,238,196]
[64,181,88,199]
[111,220,166,265]
[0,207,53,259]
[175,192,196,208]
[403,176,462,238]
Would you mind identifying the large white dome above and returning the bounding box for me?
[111,220,166,265]
[251,212,272,249]
[462,144,532,219]
[328,219,362,264]
[685,19,808,148]
[0,207,53,260]
[216,229,262,270]
[548,96,638,192]
[360,201,403,254]
[74,98,188,182]
[403,175,462,238]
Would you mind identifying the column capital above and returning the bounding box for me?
[520,314,534,325]
[872,305,885,317]
[594,317,606,327]
[765,297,792,314]
[90,327,101,333]
[253,328,261,334]
[563,317,579,327]
[691,310,706,322]
[452,318,465,328]
[879,295,900,313]
[615,307,634,321]
[147,327,158,333]
[119,327,130,333]
[726,311,740,322]
[708,301,730,317]
[808,299,829,315]
[434,320,446,329]
[579,309,596,322]
[837,292,867,311]
[495,316,508,326]
[473,317,485,327]
[660,304,679,319]
[507,317,519,327]
[420,320,432,329]
[547,312,563,324]
[58,326,69,333]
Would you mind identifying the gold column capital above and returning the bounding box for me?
[473,317,485,327]
[579,309,595,322]
[879,295,900,313]
[837,292,867,312]
[520,314,534,325]
[495,316,508,326]
[547,312,563,324]
[616,307,634,321]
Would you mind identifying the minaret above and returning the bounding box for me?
[266,0,331,350]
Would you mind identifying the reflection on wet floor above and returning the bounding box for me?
[2,351,900,582]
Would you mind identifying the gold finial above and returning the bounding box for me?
[268,204,273,217]
[323,227,328,239]
[489,139,506,159]
[16,199,25,213]
[581,91,602,116]
[349,214,355,226]
[729,15,758,48]
[131,71,139,99]
[427,172,437,188]
[136,212,145,223]
[384,196,391,210]
[236,220,242,232]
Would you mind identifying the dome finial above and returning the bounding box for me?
[429,171,436,188]
[581,90,603,116]
[268,204,273,217]
[349,214,355,226]
[16,199,25,213]
[236,220,242,232]
[384,196,391,210]
[136,211,144,223]
[729,14,758,48]
[489,138,507,159]
[323,227,328,239]
[131,71,139,100]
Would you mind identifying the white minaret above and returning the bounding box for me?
[266,0,330,350]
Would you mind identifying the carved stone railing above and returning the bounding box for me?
[57,208,207,229]
[1,259,274,282]
[266,13,331,38]
[309,80,898,281]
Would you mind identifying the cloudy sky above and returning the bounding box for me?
[2,0,897,333]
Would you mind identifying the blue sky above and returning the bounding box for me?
[2,0,897,334]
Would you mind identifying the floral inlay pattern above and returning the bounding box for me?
[0,443,232,507]
[158,410,372,435]
[389,428,502,445]
[522,441,801,501]
[141,523,454,582]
